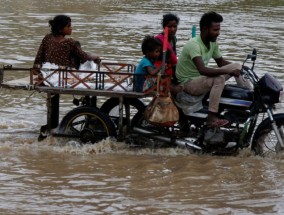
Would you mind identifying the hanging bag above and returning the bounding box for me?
[144,87,179,126]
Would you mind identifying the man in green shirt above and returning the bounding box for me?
[176,11,251,127]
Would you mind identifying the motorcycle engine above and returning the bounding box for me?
[203,127,240,146]
[223,110,250,124]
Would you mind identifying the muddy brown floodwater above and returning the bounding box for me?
[0,0,284,214]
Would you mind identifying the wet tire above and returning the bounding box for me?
[130,110,172,147]
[58,106,116,143]
[251,113,284,157]
[131,111,157,131]
[100,97,145,127]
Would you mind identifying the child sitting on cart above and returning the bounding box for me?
[133,35,162,92]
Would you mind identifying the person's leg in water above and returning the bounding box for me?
[38,94,60,141]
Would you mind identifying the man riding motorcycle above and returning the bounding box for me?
[176,11,252,127]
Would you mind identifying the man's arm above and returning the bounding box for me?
[193,56,234,77]
[214,57,231,67]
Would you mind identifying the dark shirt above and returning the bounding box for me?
[34,34,90,68]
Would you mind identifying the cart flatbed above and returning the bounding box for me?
[0,62,166,141]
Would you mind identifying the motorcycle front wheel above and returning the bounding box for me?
[58,107,116,143]
[251,113,284,157]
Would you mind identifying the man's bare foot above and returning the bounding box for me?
[207,112,229,127]
[207,118,229,127]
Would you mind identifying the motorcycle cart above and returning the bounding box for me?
[1,50,284,157]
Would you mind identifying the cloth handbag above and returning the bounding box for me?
[144,73,179,127]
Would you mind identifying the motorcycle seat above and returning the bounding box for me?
[187,107,208,119]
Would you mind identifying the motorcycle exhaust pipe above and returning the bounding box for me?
[132,126,202,150]
[175,139,202,150]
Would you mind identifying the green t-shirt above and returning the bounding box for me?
[176,35,222,84]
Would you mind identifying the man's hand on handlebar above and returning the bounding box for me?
[240,65,250,75]
[229,68,240,77]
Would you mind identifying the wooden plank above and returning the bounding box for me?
[0,83,32,90]
[0,75,38,90]
[36,86,152,98]
[0,64,162,98]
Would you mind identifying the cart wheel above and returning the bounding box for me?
[100,97,145,127]
[58,106,116,143]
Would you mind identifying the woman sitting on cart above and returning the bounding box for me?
[155,13,179,84]
[34,14,100,69]
[33,14,100,140]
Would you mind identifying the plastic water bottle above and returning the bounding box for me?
[192,25,196,38]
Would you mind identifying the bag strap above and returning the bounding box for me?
[161,27,168,76]
[156,26,169,97]
[156,72,172,97]
[156,72,161,96]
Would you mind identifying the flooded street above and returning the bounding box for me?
[0,0,284,214]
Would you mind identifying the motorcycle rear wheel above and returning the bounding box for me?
[130,111,173,147]
[100,97,145,128]
[251,114,284,157]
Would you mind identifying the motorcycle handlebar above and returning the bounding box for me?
[241,65,258,85]
[241,49,259,84]
[246,48,257,61]
[240,65,249,75]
